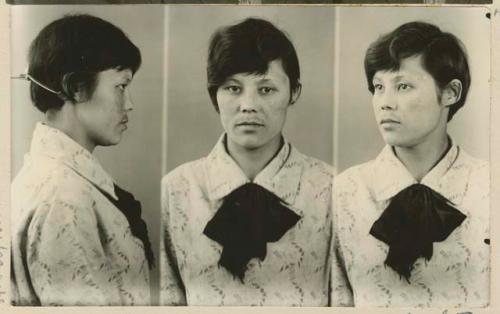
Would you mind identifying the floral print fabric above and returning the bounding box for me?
[333,141,489,307]
[160,135,349,306]
[11,123,150,306]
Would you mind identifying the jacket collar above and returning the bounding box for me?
[372,138,467,204]
[205,134,303,205]
[29,122,117,199]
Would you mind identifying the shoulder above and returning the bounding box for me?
[161,157,207,192]
[333,159,375,194]
[14,159,95,206]
[290,149,334,204]
[457,148,489,193]
[13,164,99,232]
[458,148,489,174]
[52,166,98,206]
[293,148,334,186]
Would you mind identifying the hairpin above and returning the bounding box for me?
[11,68,62,95]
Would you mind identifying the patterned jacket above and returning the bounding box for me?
[160,135,348,306]
[11,123,151,306]
[332,142,489,307]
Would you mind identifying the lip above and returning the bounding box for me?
[235,121,264,127]
[380,118,400,125]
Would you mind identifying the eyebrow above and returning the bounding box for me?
[373,73,408,83]
[222,78,241,85]
[256,78,273,84]
[224,75,276,84]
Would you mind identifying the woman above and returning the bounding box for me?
[332,21,489,307]
[11,14,154,306]
[160,18,347,306]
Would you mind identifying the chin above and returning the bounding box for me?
[381,133,407,148]
[384,137,422,149]
[239,141,263,150]
[99,136,122,147]
[233,137,265,150]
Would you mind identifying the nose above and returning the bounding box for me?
[239,89,259,113]
[123,88,134,111]
[374,89,397,111]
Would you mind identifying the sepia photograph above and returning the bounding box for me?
[2,1,498,312]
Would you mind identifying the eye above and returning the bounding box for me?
[259,87,276,95]
[117,84,128,92]
[373,83,384,93]
[398,83,411,91]
[223,85,241,94]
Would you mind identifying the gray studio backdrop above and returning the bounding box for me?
[164,6,335,173]
[335,7,490,172]
[11,5,164,302]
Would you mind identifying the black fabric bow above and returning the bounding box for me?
[369,183,466,282]
[103,184,155,269]
[203,183,301,282]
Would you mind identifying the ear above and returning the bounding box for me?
[441,79,462,108]
[61,72,85,103]
[290,82,302,105]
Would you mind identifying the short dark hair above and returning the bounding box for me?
[364,21,470,121]
[28,14,141,113]
[207,17,301,112]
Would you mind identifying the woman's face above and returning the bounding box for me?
[216,59,295,152]
[74,68,134,150]
[371,55,449,148]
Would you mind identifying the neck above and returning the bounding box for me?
[394,131,449,182]
[226,134,283,181]
[45,103,96,153]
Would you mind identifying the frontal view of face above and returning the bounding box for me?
[216,59,292,152]
[372,55,448,149]
[75,68,134,149]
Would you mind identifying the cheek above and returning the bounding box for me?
[265,100,288,127]
[215,91,226,106]
[97,105,116,127]
[372,97,380,115]
[216,90,235,111]
[93,96,122,129]
[107,92,126,115]
[218,107,233,130]
[402,97,440,129]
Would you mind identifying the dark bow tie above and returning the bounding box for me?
[203,183,301,282]
[105,184,155,269]
[370,183,466,282]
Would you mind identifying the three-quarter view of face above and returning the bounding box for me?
[217,59,297,152]
[8,4,492,310]
[371,55,449,148]
[334,9,489,308]
[74,68,135,148]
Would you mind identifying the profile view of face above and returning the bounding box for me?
[74,68,134,148]
[371,55,449,148]
[216,59,294,152]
